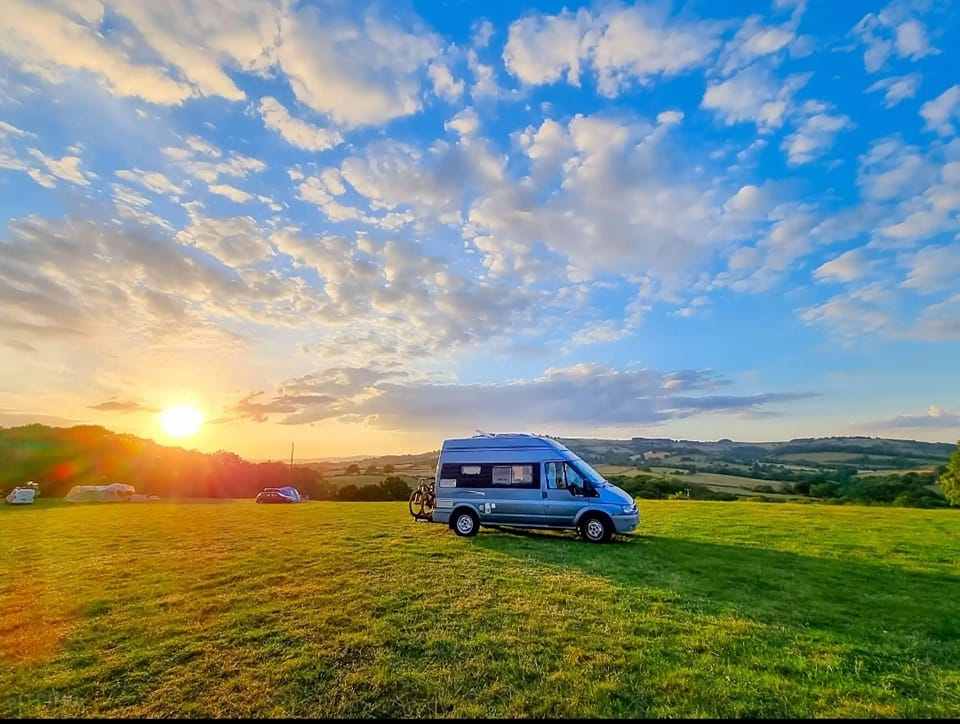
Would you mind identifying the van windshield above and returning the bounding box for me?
[570,456,607,487]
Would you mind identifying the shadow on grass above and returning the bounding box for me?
[473,528,960,647]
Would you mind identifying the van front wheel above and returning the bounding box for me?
[451,509,479,537]
[580,514,612,543]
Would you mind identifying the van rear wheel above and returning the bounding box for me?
[580,514,612,543]
[451,509,479,537]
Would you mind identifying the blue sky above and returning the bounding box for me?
[0,0,958,456]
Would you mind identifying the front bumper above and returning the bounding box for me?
[612,512,639,534]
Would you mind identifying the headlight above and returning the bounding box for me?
[622,504,636,514]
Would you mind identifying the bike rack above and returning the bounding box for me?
[408,477,435,522]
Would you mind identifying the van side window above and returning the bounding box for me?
[492,465,533,486]
[563,463,586,488]
[545,462,566,489]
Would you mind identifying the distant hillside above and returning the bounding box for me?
[325,435,954,473]
[560,435,955,468]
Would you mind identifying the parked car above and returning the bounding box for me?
[428,434,638,542]
[255,486,302,504]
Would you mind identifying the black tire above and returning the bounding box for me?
[580,514,612,543]
[451,508,479,537]
[409,489,424,518]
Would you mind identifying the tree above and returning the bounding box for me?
[345,463,360,475]
[940,442,960,506]
[380,476,411,500]
[383,464,395,474]
[365,464,378,474]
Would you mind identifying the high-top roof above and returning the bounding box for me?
[441,434,570,452]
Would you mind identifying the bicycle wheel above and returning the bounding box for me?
[408,488,425,518]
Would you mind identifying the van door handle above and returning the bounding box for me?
[541,490,547,498]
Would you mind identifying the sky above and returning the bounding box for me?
[0,0,958,459]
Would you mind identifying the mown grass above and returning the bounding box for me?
[1,500,959,718]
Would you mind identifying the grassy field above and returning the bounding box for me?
[2,500,959,718]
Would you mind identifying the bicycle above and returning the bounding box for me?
[408,477,435,521]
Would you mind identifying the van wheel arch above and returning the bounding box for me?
[578,511,614,543]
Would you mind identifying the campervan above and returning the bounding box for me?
[431,434,638,542]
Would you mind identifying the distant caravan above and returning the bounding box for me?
[425,434,639,542]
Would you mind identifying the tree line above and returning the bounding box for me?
[0,425,411,501]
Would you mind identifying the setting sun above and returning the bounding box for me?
[160,406,204,438]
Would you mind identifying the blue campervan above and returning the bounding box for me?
[431,434,639,542]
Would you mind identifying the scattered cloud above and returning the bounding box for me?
[851,2,939,73]
[814,248,874,284]
[869,405,960,430]
[920,85,960,136]
[227,363,816,429]
[781,105,853,165]
[701,67,809,131]
[89,399,156,413]
[208,183,252,203]
[504,5,721,97]
[867,73,921,107]
[258,96,342,152]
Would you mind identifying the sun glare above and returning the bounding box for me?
[160,405,204,438]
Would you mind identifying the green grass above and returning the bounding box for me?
[2,500,959,717]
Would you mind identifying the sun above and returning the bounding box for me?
[160,405,204,438]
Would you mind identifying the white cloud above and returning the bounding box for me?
[894,19,935,61]
[208,183,252,203]
[0,120,35,139]
[867,73,921,107]
[799,289,893,338]
[340,137,504,226]
[503,5,720,97]
[0,0,194,105]
[471,19,495,49]
[277,3,441,127]
[702,67,810,131]
[1,0,452,133]
[715,12,803,77]
[900,245,960,293]
[852,3,939,73]
[814,248,874,283]
[781,110,852,166]
[26,148,92,186]
[445,108,480,137]
[861,139,960,248]
[503,9,588,88]
[920,85,960,136]
[115,168,185,197]
[913,293,960,341]
[163,139,265,185]
[176,212,270,266]
[258,96,342,152]
[857,136,938,202]
[869,405,960,430]
[468,113,764,290]
[428,62,464,102]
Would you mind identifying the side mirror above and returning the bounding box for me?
[568,484,582,496]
